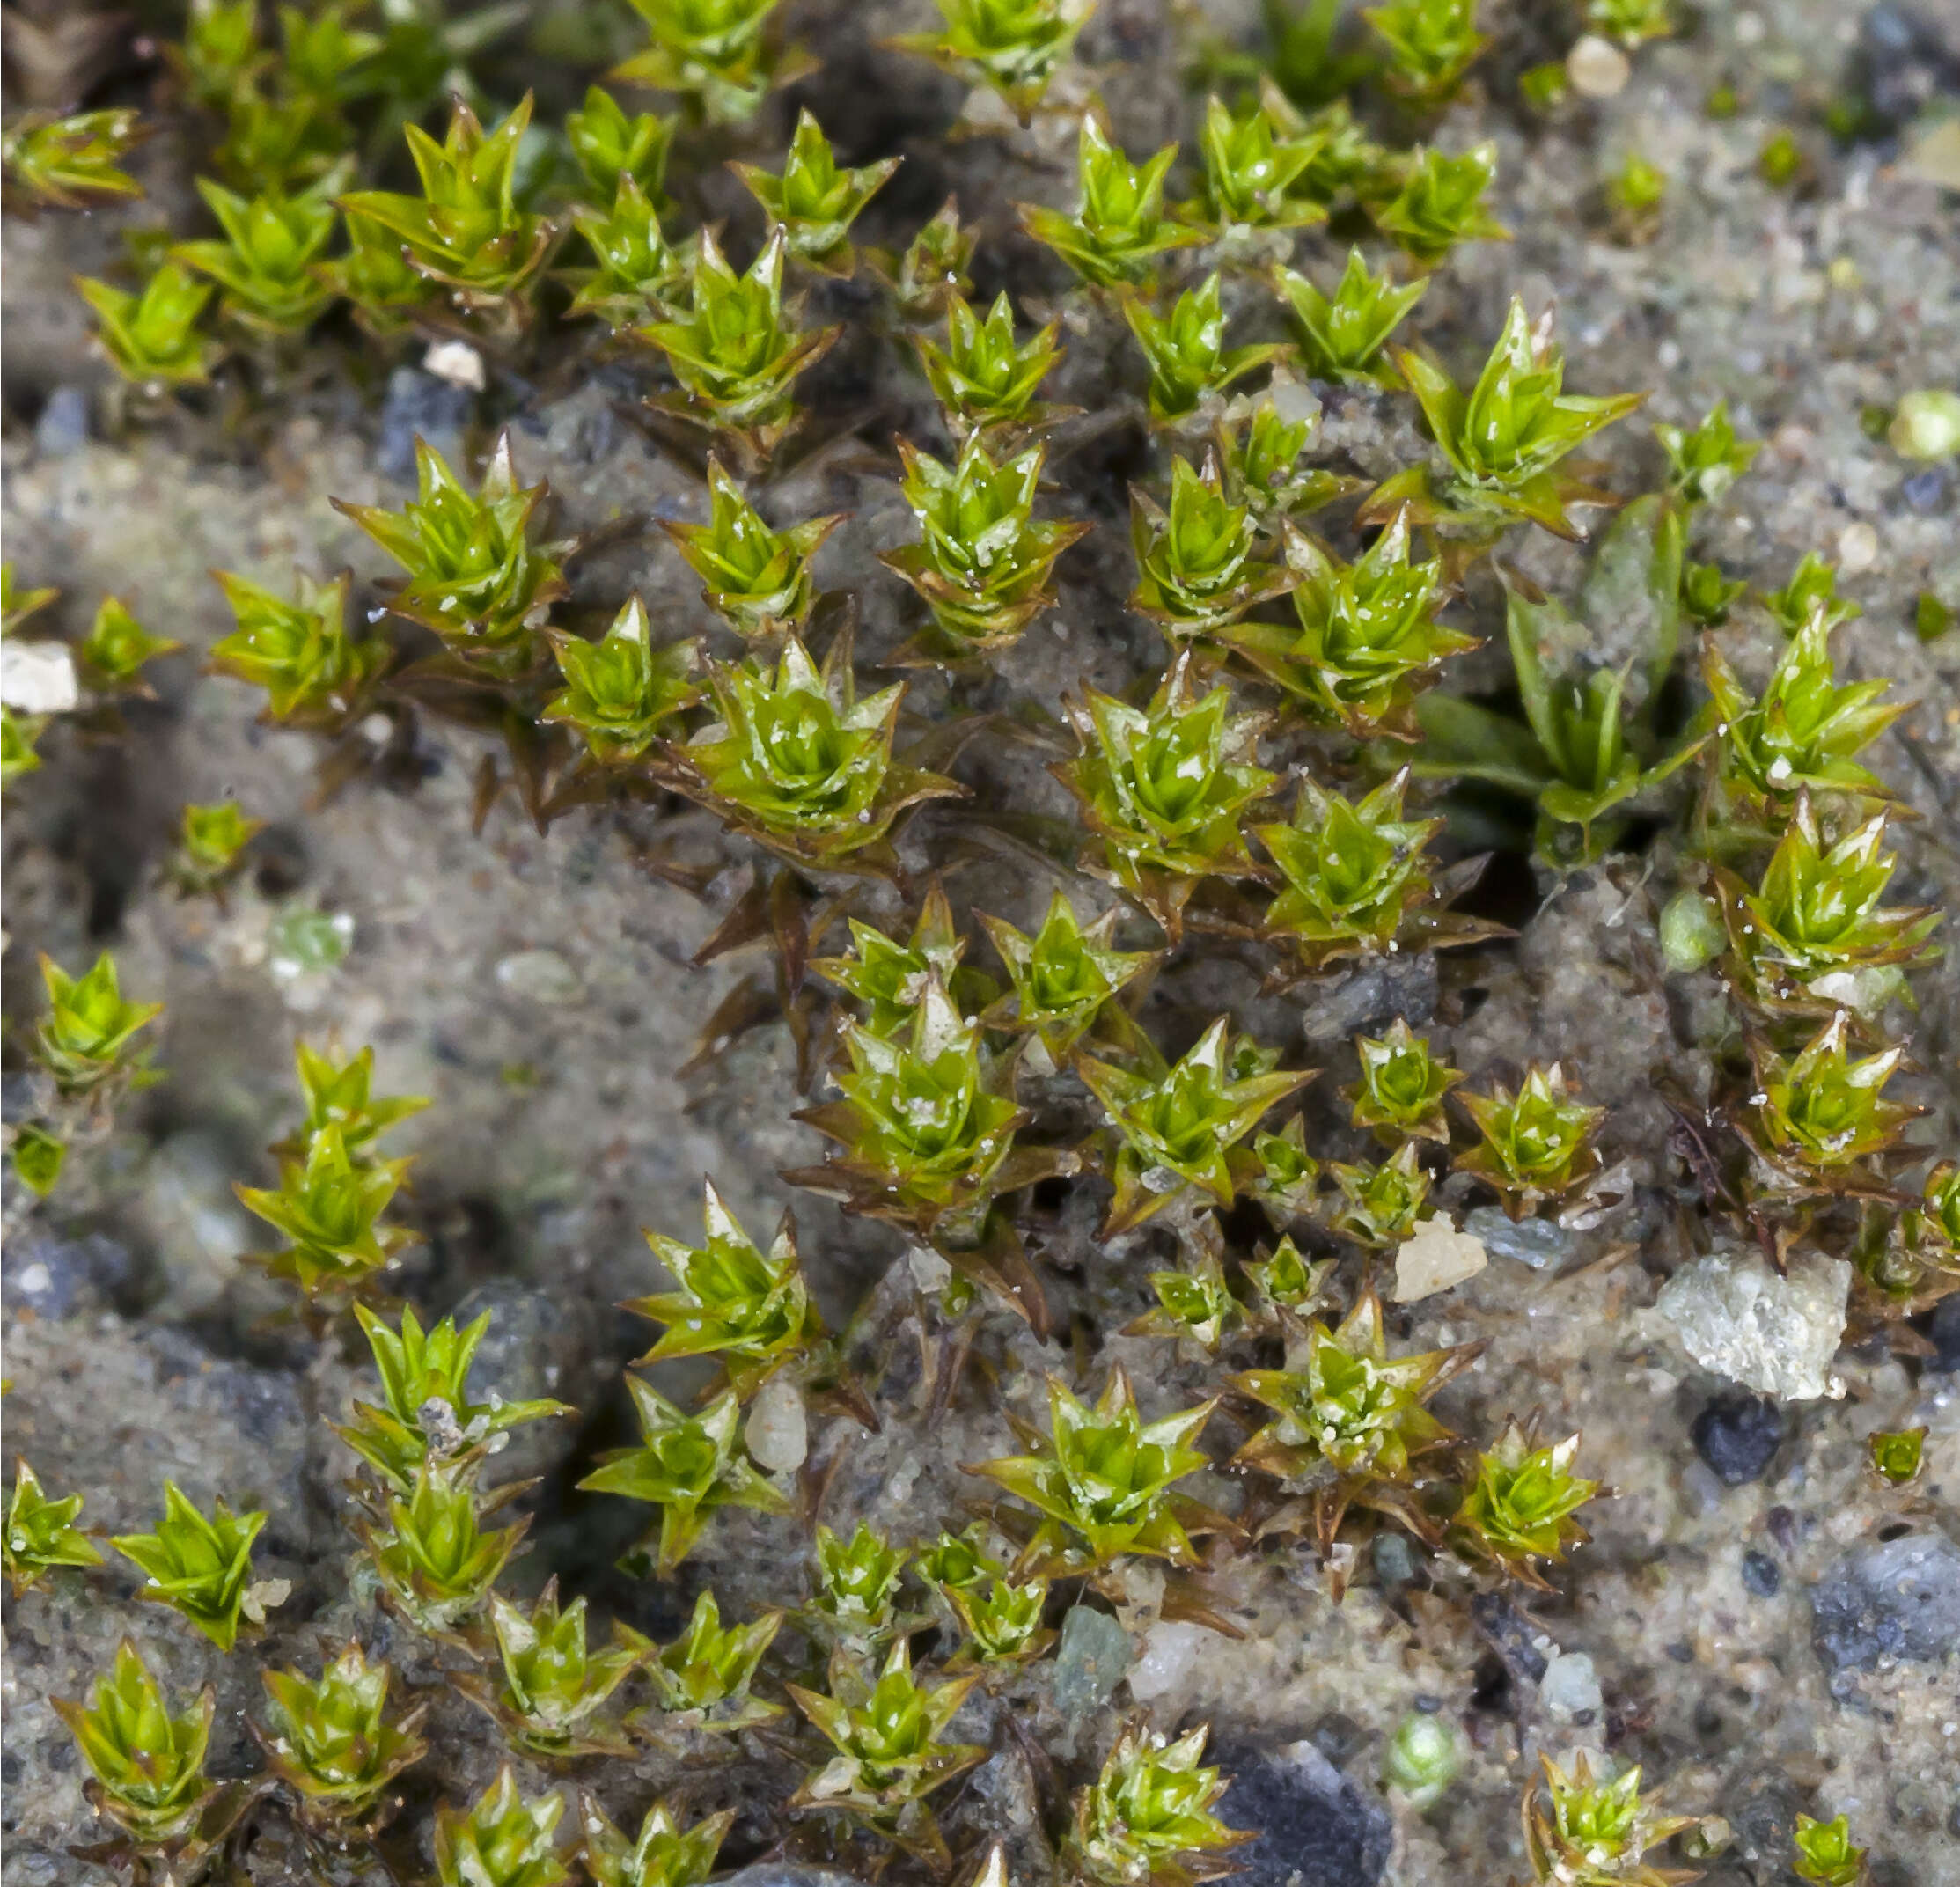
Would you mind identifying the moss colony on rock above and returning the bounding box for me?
[2,1,1958,1885]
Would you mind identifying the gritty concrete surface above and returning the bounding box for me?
[3,2,1957,1884]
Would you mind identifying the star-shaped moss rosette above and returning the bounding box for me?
[1246,1112,1320,1222]
[561,175,686,328]
[2,562,60,634]
[453,1581,650,1759]
[579,1799,734,1887]
[319,212,437,338]
[914,290,1069,442]
[4,1459,104,1595]
[579,1380,788,1577]
[1901,1161,1960,1275]
[1698,606,1906,827]
[253,1643,429,1834]
[1017,108,1201,290]
[610,0,814,124]
[968,1369,1221,1574]
[1128,452,1293,636]
[1127,1247,1240,1351]
[71,598,182,700]
[1120,271,1288,427]
[53,1641,241,1856]
[1655,399,1759,510]
[731,107,899,276]
[1325,1141,1431,1249]
[1738,1013,1920,1198]
[1188,91,1325,239]
[1274,247,1428,389]
[1255,769,1499,976]
[1212,385,1363,531]
[1452,1415,1598,1589]
[566,85,676,203]
[1365,0,1490,108]
[112,1481,268,1652]
[33,950,162,1098]
[236,1123,419,1307]
[638,1589,783,1732]
[209,569,393,731]
[1585,0,1676,47]
[812,884,986,1038]
[1789,1814,1868,1887]
[361,1451,530,1640]
[2,107,149,213]
[335,1301,571,1497]
[3,705,46,789]
[786,1641,984,1863]
[943,1565,1053,1667]
[881,434,1090,661]
[542,598,701,768]
[1521,1752,1699,1887]
[1240,1234,1335,1326]
[1711,794,1940,1022]
[283,1038,430,1164]
[1066,1723,1252,1887]
[75,261,220,391]
[664,457,842,642]
[864,195,979,323]
[978,891,1163,1064]
[1454,1061,1605,1219]
[635,228,841,463]
[1367,298,1642,545]
[805,1521,916,1652]
[165,801,257,904]
[1764,550,1860,639]
[1232,1289,1478,1556]
[670,632,961,876]
[625,1178,823,1398]
[1054,656,1277,941]
[1080,1017,1311,1236]
[1346,1017,1462,1143]
[431,1768,570,1887]
[1217,508,1472,738]
[886,0,1095,123]
[173,171,343,337]
[334,434,570,678]
[791,975,1053,1240]
[337,95,559,315]
[1362,143,1509,270]
[1417,554,1707,866]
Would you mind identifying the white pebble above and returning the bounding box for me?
[1567,35,1631,99]
[1836,521,1878,574]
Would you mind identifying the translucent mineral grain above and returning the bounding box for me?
[1655,1246,1848,1401]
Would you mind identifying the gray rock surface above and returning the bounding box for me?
[1213,1738,1393,1887]
[1810,1533,1960,1676]
[4,0,1960,1883]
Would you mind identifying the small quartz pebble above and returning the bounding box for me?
[1837,520,1878,573]
[1127,1620,1210,1700]
[745,1372,808,1475]
[1053,1604,1131,1719]
[1540,1651,1602,1723]
[0,640,79,715]
[1391,1215,1487,1303]
[1567,34,1631,98]
[423,339,486,392]
[1657,1246,1849,1400]
[494,947,583,1005]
